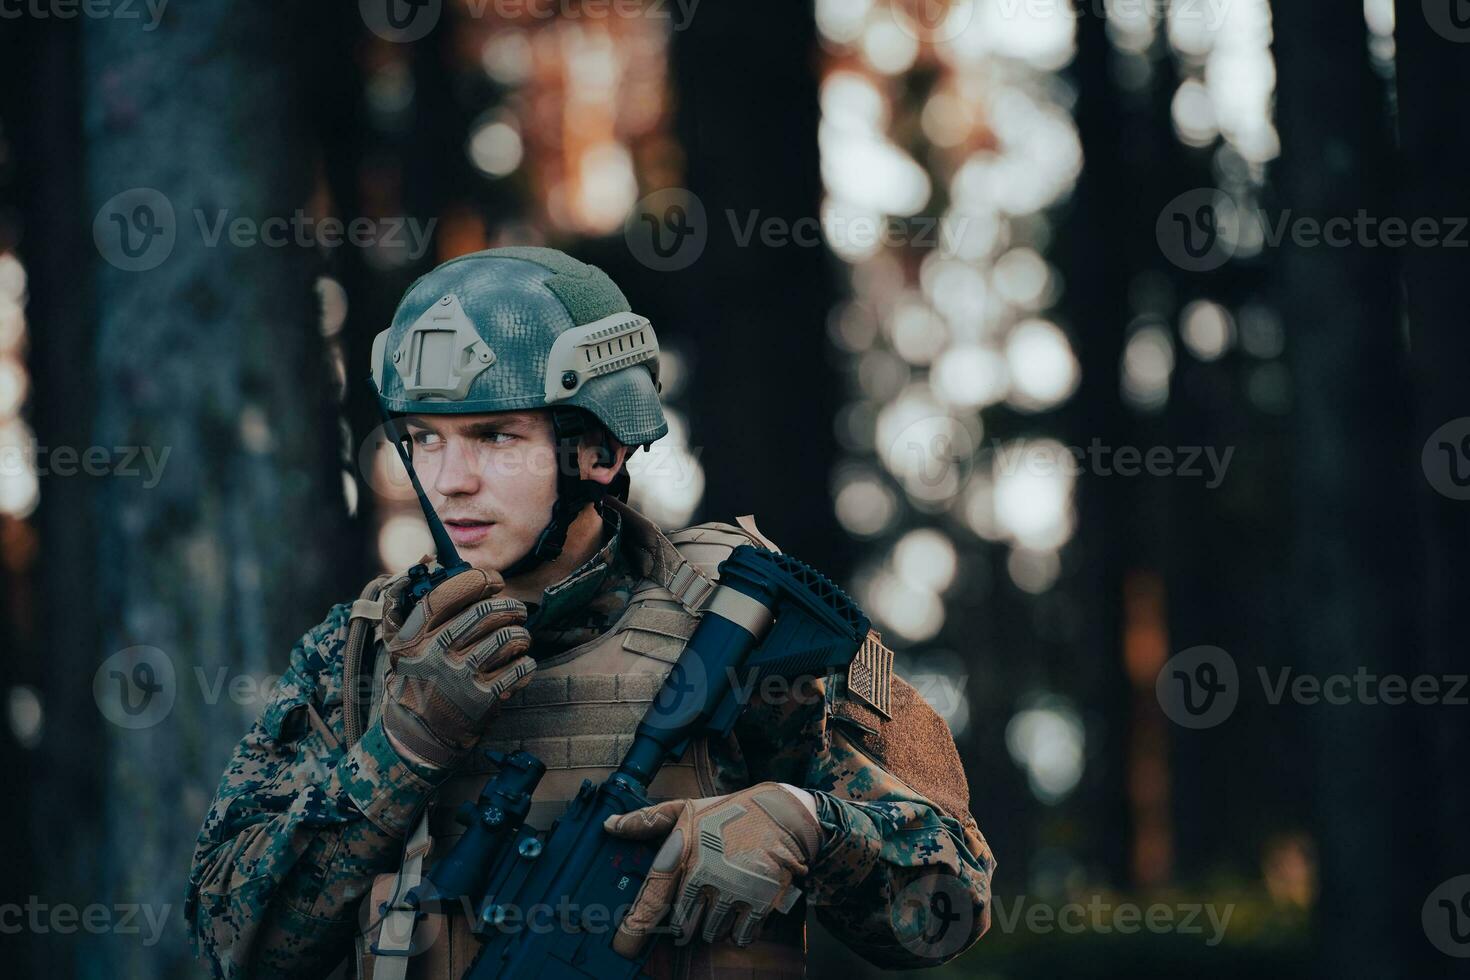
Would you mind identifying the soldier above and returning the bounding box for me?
[185,247,995,979]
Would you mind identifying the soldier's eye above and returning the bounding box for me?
[411,430,444,448]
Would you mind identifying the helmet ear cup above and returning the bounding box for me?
[608,467,631,504]
[588,420,618,470]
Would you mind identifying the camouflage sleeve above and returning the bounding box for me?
[736,668,994,969]
[185,601,448,979]
[803,675,995,969]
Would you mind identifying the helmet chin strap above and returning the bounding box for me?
[499,407,610,580]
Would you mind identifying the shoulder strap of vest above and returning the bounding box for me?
[614,515,782,640]
[664,516,780,572]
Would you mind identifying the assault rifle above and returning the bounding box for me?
[410,543,870,978]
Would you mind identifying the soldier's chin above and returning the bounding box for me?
[466,529,536,576]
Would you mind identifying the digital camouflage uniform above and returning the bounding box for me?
[185,246,995,978]
[185,503,995,978]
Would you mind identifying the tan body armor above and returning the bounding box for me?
[351,505,804,980]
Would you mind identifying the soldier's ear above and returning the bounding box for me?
[578,429,629,485]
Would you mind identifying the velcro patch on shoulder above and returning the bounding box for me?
[845,629,894,719]
[831,673,972,823]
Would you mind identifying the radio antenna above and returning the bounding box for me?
[368,377,471,603]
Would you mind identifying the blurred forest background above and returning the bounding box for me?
[1,1,1468,977]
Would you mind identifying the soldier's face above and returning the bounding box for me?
[400,410,566,573]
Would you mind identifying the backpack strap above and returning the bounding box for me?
[363,812,433,980]
[347,571,429,980]
[343,573,395,749]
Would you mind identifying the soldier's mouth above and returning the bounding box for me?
[445,519,494,545]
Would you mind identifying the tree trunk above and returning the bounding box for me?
[1391,3,1470,975]
[668,0,846,575]
[83,4,352,975]
[1270,2,1408,975]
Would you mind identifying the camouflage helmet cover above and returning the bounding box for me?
[371,246,667,447]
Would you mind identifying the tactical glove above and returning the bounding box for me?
[379,567,536,770]
[603,782,825,954]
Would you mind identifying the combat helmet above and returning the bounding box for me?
[369,246,666,576]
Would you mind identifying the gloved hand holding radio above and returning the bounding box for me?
[379,566,537,770]
[603,782,827,954]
